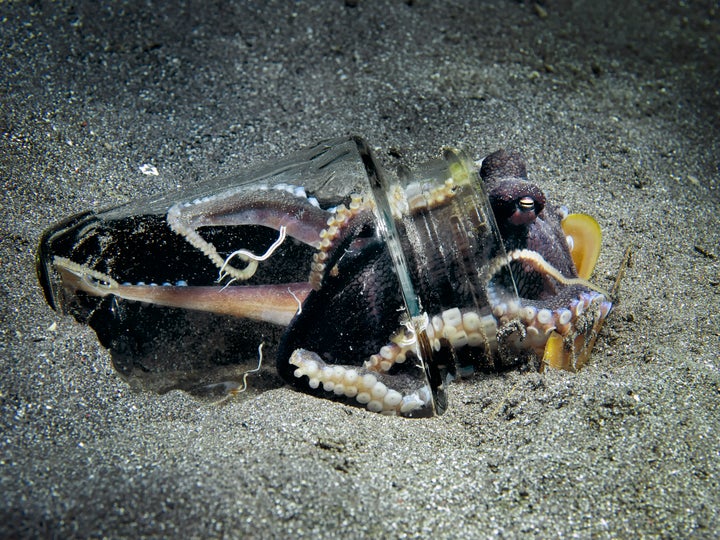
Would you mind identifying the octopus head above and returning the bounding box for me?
[481,149,611,371]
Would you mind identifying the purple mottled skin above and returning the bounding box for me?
[481,150,579,304]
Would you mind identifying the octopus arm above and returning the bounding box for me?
[168,189,331,248]
[54,257,310,327]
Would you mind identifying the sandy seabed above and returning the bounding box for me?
[2,1,718,537]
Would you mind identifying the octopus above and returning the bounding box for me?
[37,138,611,417]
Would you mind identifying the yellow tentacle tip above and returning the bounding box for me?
[561,213,602,280]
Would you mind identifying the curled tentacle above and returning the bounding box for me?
[168,187,331,282]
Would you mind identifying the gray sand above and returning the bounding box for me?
[2,1,718,537]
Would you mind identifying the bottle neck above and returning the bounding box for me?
[364,144,521,411]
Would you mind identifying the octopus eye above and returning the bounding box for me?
[518,196,535,211]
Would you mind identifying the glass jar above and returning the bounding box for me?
[37,136,530,417]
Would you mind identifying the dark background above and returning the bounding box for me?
[2,1,719,537]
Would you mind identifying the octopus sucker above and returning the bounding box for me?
[289,348,432,415]
[37,137,613,417]
[308,194,373,290]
